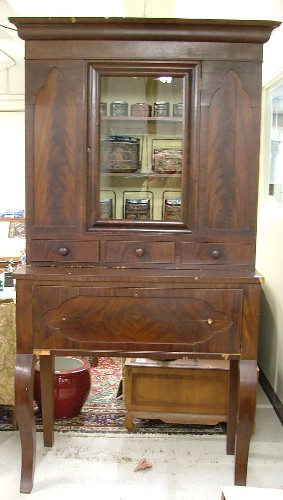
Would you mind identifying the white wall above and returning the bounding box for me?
[6,0,283,20]
[0,111,25,258]
[256,207,283,396]
[256,19,283,401]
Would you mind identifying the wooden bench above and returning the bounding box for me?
[124,357,229,430]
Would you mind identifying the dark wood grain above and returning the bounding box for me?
[35,287,242,354]
[10,17,279,43]
[33,68,76,227]
[235,360,258,485]
[9,17,278,493]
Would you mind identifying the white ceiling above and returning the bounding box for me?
[0,1,283,80]
[0,0,138,69]
[0,1,24,69]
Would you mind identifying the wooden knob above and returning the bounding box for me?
[135,248,144,257]
[211,250,220,259]
[59,247,69,256]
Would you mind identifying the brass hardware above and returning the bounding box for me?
[207,318,214,325]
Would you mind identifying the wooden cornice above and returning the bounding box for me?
[9,17,281,44]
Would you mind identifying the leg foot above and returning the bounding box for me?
[125,412,136,432]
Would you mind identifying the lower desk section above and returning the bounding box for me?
[13,266,262,491]
[124,357,229,430]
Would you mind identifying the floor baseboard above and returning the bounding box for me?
[259,367,283,425]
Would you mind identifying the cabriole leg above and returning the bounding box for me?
[15,353,36,494]
[234,359,258,485]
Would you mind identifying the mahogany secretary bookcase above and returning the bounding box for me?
[10,17,279,493]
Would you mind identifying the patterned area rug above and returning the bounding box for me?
[0,357,226,435]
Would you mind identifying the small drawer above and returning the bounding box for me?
[180,243,252,265]
[31,240,99,263]
[105,241,175,264]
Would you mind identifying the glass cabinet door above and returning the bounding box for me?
[87,65,195,229]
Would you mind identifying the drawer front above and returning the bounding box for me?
[33,286,243,355]
[31,240,99,263]
[180,243,252,265]
[105,241,175,264]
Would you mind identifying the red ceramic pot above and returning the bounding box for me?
[34,356,91,419]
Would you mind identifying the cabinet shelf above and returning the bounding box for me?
[101,172,182,178]
[102,116,182,123]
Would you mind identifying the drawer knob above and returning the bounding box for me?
[207,318,214,325]
[135,248,144,257]
[59,247,69,256]
[211,250,220,259]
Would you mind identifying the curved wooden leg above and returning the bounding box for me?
[226,359,239,455]
[234,359,257,486]
[15,353,36,494]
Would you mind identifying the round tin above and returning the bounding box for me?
[154,101,169,117]
[110,100,128,116]
[100,102,107,116]
[173,103,183,117]
[100,198,113,219]
[131,102,152,117]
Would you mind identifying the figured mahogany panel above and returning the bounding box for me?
[201,70,252,234]
[33,286,243,355]
[33,67,76,227]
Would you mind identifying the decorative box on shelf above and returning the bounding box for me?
[101,136,140,173]
[153,148,182,174]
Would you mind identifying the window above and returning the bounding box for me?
[265,77,283,207]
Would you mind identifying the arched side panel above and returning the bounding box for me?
[199,66,261,244]
[33,67,76,227]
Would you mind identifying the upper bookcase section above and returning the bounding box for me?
[9,17,280,44]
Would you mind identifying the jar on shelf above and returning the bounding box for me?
[154,101,169,117]
[100,102,107,116]
[131,103,152,117]
[110,100,128,116]
[100,198,113,219]
[173,103,183,117]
